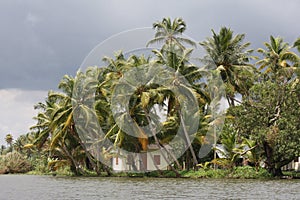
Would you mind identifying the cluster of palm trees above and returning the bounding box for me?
[18,17,300,176]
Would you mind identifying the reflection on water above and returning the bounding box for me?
[0,175,299,199]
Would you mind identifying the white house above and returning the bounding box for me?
[282,157,300,171]
[111,144,171,172]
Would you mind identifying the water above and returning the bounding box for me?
[0,175,299,200]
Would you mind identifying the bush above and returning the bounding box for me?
[230,166,271,179]
[0,152,32,173]
[181,169,228,178]
[180,166,271,179]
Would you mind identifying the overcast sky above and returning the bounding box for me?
[0,0,299,144]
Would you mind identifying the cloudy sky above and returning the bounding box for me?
[0,0,299,144]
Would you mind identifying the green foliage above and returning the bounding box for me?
[230,166,271,179]
[181,169,228,178]
[181,167,271,179]
[294,37,300,53]
[230,78,300,176]
[197,161,212,170]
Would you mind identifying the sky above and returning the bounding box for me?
[0,0,299,144]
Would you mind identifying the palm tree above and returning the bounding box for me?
[5,134,13,152]
[100,53,151,151]
[32,95,84,175]
[13,135,26,153]
[147,18,212,169]
[294,37,300,53]
[200,27,256,106]
[0,145,6,155]
[31,71,103,175]
[147,17,196,51]
[257,36,299,81]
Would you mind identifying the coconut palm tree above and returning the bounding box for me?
[147,18,212,169]
[200,27,256,106]
[31,70,104,175]
[257,36,299,81]
[32,95,84,175]
[13,135,26,153]
[152,48,209,167]
[294,37,300,53]
[147,17,196,51]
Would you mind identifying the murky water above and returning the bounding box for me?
[0,175,299,199]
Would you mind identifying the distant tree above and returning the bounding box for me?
[0,145,6,155]
[5,134,13,152]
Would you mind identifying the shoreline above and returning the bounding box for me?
[19,167,300,180]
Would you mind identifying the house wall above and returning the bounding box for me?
[112,150,171,171]
[112,157,125,171]
[146,151,169,171]
[282,157,300,171]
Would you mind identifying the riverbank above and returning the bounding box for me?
[24,166,300,179]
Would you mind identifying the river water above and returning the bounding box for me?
[0,175,299,199]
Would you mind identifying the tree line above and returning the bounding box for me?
[2,17,300,177]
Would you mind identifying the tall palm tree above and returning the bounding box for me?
[257,36,299,81]
[200,27,256,106]
[147,18,212,169]
[147,17,196,50]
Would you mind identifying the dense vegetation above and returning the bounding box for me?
[1,18,299,177]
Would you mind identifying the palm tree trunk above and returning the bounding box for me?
[61,144,84,175]
[143,109,181,177]
[71,125,101,175]
[178,110,198,168]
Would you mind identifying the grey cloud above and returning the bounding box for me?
[0,0,299,90]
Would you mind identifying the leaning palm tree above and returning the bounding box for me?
[31,70,105,175]
[200,27,256,106]
[257,36,299,82]
[147,18,210,169]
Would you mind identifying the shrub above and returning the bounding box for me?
[231,166,271,179]
[0,152,32,173]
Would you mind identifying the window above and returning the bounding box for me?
[116,157,118,165]
[154,155,161,165]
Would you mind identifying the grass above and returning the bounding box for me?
[23,165,299,179]
[104,166,273,179]
[179,166,272,179]
[282,171,300,178]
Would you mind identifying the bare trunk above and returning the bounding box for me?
[144,109,181,177]
[61,144,84,175]
[179,110,198,168]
